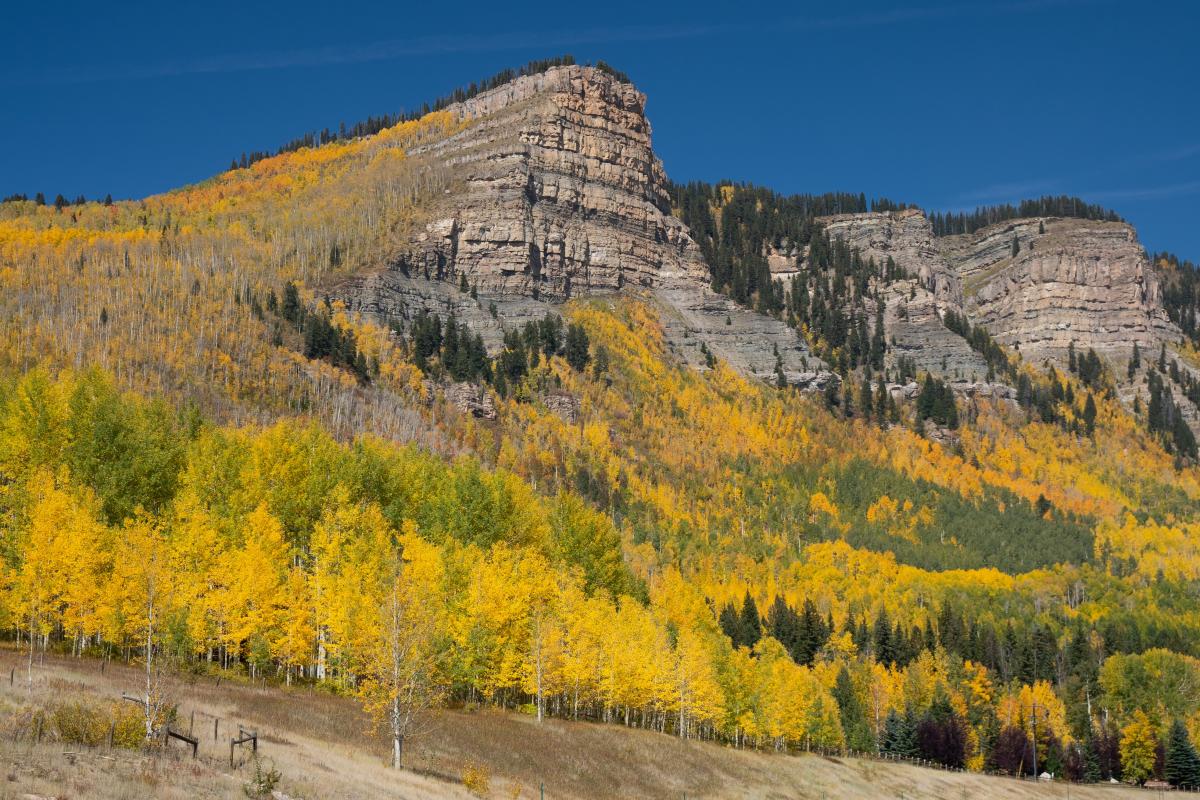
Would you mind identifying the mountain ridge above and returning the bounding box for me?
[6,57,1200,793]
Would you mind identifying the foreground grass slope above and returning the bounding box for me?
[0,651,1157,800]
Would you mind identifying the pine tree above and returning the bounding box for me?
[564,323,590,371]
[738,593,762,649]
[833,665,874,752]
[1083,392,1097,436]
[718,602,741,647]
[1165,719,1200,788]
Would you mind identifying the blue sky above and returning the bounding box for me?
[3,0,1198,259]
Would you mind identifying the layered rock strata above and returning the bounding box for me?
[804,210,989,379]
[941,217,1175,365]
[341,65,826,384]
[406,65,710,298]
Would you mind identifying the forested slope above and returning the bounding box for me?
[4,60,1200,789]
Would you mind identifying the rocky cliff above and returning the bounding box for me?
[941,217,1176,365]
[406,65,709,298]
[818,209,963,304]
[341,65,824,383]
[807,210,991,380]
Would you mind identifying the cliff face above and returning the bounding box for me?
[809,210,991,380]
[405,65,709,298]
[341,65,1183,396]
[342,65,824,383]
[941,217,1175,364]
[818,209,962,304]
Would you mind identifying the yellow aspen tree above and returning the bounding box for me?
[167,491,226,661]
[357,527,445,769]
[8,471,65,689]
[600,597,666,725]
[670,625,726,739]
[107,513,174,739]
[277,566,316,684]
[1120,709,1159,784]
[721,646,760,748]
[522,563,558,722]
[221,503,289,674]
[309,489,391,681]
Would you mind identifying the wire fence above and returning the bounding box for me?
[836,748,1200,793]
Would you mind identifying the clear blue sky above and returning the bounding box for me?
[3,0,1198,259]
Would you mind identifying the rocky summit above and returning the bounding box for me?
[341,64,826,384]
[327,63,1193,427]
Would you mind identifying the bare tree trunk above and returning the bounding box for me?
[27,608,35,695]
[144,575,155,740]
[533,611,544,723]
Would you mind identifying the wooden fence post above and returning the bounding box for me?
[164,727,198,759]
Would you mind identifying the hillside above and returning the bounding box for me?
[0,652,1165,799]
[4,58,1200,795]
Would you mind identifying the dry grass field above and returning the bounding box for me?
[0,649,1173,799]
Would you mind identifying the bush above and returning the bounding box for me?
[48,700,148,748]
[111,703,147,748]
[243,756,282,799]
[462,761,491,796]
[52,701,109,746]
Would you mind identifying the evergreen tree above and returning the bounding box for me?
[738,592,762,649]
[1084,733,1103,782]
[718,603,741,647]
[1083,392,1097,436]
[1165,719,1200,788]
[833,665,874,752]
[873,607,896,665]
[564,323,590,371]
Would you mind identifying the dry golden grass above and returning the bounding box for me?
[0,649,1166,799]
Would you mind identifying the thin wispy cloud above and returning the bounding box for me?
[2,0,1108,87]
[1128,142,1200,166]
[1083,181,1200,202]
[937,138,1200,213]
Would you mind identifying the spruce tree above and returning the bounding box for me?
[718,603,741,647]
[738,593,762,648]
[833,665,875,752]
[1165,719,1200,788]
[564,323,590,371]
[1083,392,1097,436]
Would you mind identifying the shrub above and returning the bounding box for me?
[111,703,147,748]
[243,756,282,799]
[462,761,491,796]
[52,701,109,746]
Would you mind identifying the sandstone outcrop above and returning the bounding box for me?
[802,210,990,380]
[407,65,710,298]
[341,65,828,387]
[940,217,1176,365]
[818,209,962,304]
